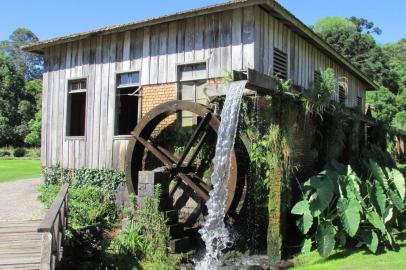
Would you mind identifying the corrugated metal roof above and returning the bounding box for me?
[22,0,378,90]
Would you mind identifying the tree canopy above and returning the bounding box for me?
[0,28,43,80]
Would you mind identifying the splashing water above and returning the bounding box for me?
[195,81,246,270]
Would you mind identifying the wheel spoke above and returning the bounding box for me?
[186,173,212,193]
[177,173,209,202]
[157,146,179,163]
[134,135,172,166]
[176,112,212,169]
[185,130,211,167]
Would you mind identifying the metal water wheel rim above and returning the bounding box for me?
[124,100,241,214]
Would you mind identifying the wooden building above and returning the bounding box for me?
[24,0,377,170]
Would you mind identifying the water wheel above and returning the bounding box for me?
[124,100,248,218]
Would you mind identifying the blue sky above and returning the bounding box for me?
[1,0,405,45]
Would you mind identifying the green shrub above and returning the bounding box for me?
[38,184,117,229]
[42,164,125,193]
[0,150,11,157]
[72,168,125,192]
[13,147,27,157]
[112,186,177,269]
[42,164,74,185]
[291,159,405,257]
[68,185,116,229]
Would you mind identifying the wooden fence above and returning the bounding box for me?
[37,184,69,270]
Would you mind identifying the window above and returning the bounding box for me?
[115,71,140,136]
[66,79,87,137]
[273,48,288,80]
[178,63,208,126]
[339,85,346,105]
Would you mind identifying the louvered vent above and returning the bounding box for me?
[273,48,288,80]
[357,96,363,109]
[339,85,346,104]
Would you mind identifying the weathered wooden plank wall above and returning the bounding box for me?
[254,7,367,109]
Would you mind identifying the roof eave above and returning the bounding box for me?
[22,0,266,54]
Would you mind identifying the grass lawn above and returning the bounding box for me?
[0,160,42,183]
[293,237,406,270]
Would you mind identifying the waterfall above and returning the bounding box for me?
[195,81,246,270]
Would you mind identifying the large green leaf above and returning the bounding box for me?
[338,176,357,201]
[369,159,388,189]
[291,200,310,215]
[389,169,405,201]
[301,238,312,253]
[292,199,313,234]
[316,222,336,257]
[370,182,386,215]
[366,211,386,234]
[296,212,313,234]
[359,229,379,253]
[337,198,361,237]
[308,176,334,217]
[383,206,393,223]
[388,189,404,213]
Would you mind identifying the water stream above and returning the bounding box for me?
[195,81,246,270]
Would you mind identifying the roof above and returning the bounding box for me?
[22,0,378,90]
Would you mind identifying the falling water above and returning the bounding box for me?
[195,81,246,270]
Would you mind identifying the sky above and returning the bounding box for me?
[1,0,405,45]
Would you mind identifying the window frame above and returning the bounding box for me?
[176,61,208,126]
[65,77,88,140]
[114,70,142,139]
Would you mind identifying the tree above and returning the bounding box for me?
[0,28,43,80]
[0,56,25,145]
[0,55,42,146]
[347,17,382,35]
[314,16,396,93]
[23,80,42,146]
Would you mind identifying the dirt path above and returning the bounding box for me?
[0,178,44,221]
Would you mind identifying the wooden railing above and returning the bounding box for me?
[37,184,69,270]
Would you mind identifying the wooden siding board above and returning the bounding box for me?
[185,17,196,63]
[176,20,186,66]
[195,16,205,62]
[242,6,255,70]
[149,26,159,84]
[231,8,243,71]
[99,36,111,167]
[141,27,151,85]
[91,36,103,168]
[167,22,177,82]
[131,29,144,71]
[208,13,220,77]
[51,46,61,165]
[41,50,49,166]
[122,31,131,71]
[106,34,117,167]
[263,13,269,75]
[57,45,67,166]
[219,11,232,74]
[158,24,168,84]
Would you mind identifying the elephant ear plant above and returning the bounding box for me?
[291,159,405,257]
